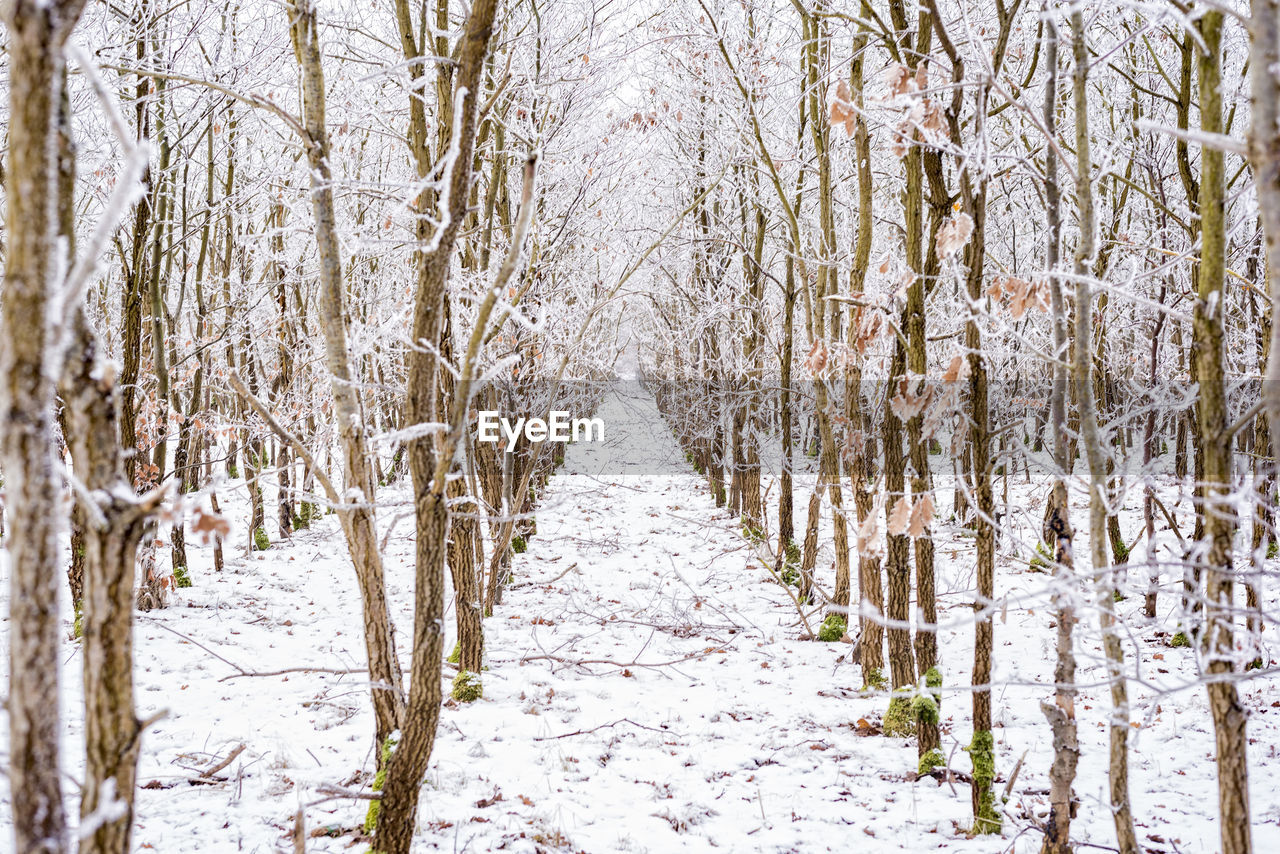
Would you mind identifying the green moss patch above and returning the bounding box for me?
[862,667,887,691]
[816,613,846,642]
[967,729,1000,834]
[918,748,945,776]
[452,670,483,703]
[364,734,397,834]
[883,692,914,738]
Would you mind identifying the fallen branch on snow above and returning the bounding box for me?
[533,717,667,740]
[200,743,246,778]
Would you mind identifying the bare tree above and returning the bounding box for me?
[1196,9,1252,854]
[286,0,406,755]
[2,1,89,850]
[1070,10,1138,852]
[1038,12,1080,853]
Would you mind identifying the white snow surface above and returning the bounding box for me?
[3,384,1280,852]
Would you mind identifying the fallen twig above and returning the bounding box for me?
[533,717,666,741]
[511,562,580,588]
[517,648,716,671]
[218,666,364,683]
[200,743,246,778]
[313,783,382,802]
[1001,749,1028,803]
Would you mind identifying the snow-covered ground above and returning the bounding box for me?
[4,383,1280,852]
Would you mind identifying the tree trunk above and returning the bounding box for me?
[1071,12,1138,851]
[1038,19,1080,852]
[287,0,405,757]
[777,254,796,556]
[63,313,161,854]
[1196,12,1251,854]
[845,31,883,687]
[1252,0,1280,466]
[2,2,89,850]
[375,1,498,850]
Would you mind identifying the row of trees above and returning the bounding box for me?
[640,1,1280,852]
[8,0,1280,852]
[3,0,633,851]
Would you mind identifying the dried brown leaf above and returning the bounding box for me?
[806,339,829,375]
[907,494,935,538]
[829,79,856,138]
[191,506,231,545]
[882,63,914,97]
[887,495,912,536]
[941,354,966,384]
[936,213,974,260]
[889,377,933,420]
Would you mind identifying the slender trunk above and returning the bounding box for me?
[376,2,498,850]
[1249,287,1271,651]
[1039,18,1080,852]
[1144,282,1169,619]
[287,0,405,758]
[846,31,883,686]
[3,3,88,849]
[1071,13,1138,851]
[64,313,160,854]
[1195,12,1251,854]
[778,254,795,555]
[120,0,152,490]
[1252,0,1280,466]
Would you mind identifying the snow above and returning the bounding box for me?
[3,382,1280,852]
[78,779,128,840]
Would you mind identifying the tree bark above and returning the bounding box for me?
[1071,11,1138,852]
[2,2,89,851]
[845,30,883,686]
[63,313,161,854]
[1196,11,1252,854]
[1253,0,1280,464]
[287,0,406,756]
[1038,17,1080,852]
[375,2,499,850]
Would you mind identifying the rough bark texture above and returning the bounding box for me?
[1038,19,1080,853]
[63,314,161,854]
[1196,11,1252,854]
[1254,0,1280,463]
[800,10,851,616]
[2,2,88,850]
[288,0,406,753]
[1071,12,1138,852]
[375,2,499,851]
[845,31,883,685]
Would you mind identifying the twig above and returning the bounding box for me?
[140,619,245,674]
[218,666,364,683]
[1001,749,1028,803]
[200,743,246,778]
[533,717,666,741]
[1133,119,1248,156]
[313,784,382,801]
[1149,492,1187,547]
[517,649,716,671]
[141,617,362,683]
[510,562,580,588]
[228,372,340,505]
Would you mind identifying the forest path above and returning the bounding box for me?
[2,384,1259,853]
[415,383,982,852]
